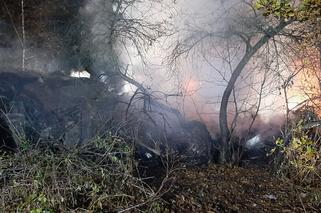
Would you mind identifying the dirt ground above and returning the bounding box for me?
[161,164,321,212]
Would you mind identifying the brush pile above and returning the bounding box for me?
[0,135,172,212]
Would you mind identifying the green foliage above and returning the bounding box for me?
[255,0,295,19]
[255,0,321,19]
[299,0,321,20]
[92,132,134,173]
[255,0,321,53]
[272,121,321,186]
[27,194,53,213]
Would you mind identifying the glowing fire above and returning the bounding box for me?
[184,78,201,96]
[287,49,321,115]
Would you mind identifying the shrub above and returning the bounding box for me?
[272,121,321,187]
[0,133,170,212]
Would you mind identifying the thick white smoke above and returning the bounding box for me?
[0,0,288,136]
[127,0,287,136]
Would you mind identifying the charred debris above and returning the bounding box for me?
[0,70,214,165]
[0,69,283,167]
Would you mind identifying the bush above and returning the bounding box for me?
[272,121,321,187]
[0,134,170,212]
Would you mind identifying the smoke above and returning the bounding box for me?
[125,0,287,138]
[0,1,118,80]
[80,0,116,76]
[0,0,83,73]
[0,0,290,139]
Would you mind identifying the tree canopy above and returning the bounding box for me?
[255,0,321,46]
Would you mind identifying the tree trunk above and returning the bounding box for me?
[218,21,289,164]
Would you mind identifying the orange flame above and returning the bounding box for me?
[288,48,321,115]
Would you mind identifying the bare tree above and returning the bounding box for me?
[0,0,172,91]
[83,0,173,92]
[170,0,292,164]
[21,0,25,71]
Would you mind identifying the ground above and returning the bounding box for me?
[1,145,321,212]
[161,164,321,212]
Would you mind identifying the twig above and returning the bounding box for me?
[296,189,307,213]
[21,0,26,71]
[1,0,22,46]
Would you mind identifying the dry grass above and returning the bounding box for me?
[0,135,172,212]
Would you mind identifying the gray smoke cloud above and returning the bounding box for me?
[0,0,286,138]
[127,0,286,136]
[0,1,118,78]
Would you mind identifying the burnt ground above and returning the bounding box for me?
[157,164,321,212]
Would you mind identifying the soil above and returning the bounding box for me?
[161,164,321,212]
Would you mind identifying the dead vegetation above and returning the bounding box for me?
[1,119,321,212]
[165,165,321,212]
[0,135,173,212]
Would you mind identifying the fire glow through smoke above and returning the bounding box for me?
[287,50,321,115]
[184,78,201,96]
